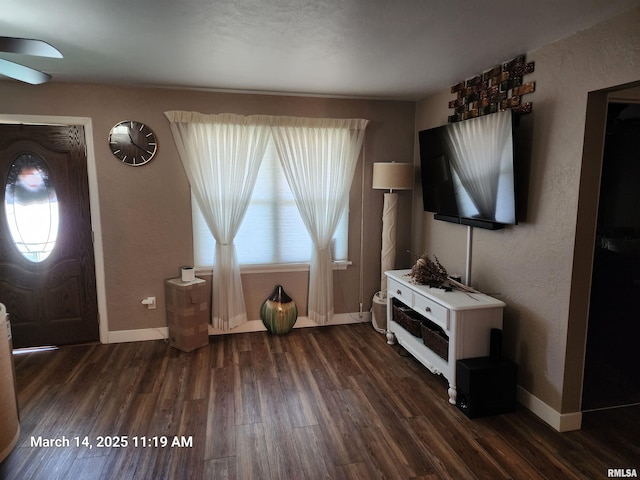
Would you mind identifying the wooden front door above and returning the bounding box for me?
[0,124,99,348]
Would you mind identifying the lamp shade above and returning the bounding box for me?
[372,162,413,190]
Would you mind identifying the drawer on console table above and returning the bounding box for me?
[388,277,412,307]
[414,294,449,331]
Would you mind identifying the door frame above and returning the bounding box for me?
[567,82,640,417]
[0,114,108,344]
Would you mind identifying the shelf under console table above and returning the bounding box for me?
[385,269,505,405]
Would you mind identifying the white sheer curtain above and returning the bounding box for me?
[445,109,512,220]
[271,116,368,325]
[164,111,271,330]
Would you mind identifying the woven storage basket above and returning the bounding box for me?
[393,304,423,338]
[420,321,449,360]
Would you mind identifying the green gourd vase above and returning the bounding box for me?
[260,285,298,335]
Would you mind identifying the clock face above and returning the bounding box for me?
[108,120,158,166]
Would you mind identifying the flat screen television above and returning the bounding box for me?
[419,109,517,230]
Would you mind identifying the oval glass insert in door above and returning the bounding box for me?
[4,153,59,262]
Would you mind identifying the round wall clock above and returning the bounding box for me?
[108,120,158,166]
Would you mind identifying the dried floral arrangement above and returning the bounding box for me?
[408,253,478,293]
[408,254,448,287]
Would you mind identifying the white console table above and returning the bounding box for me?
[385,270,505,404]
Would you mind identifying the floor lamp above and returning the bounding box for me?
[371,162,414,334]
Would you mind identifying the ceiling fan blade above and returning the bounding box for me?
[0,36,63,58]
[0,58,52,84]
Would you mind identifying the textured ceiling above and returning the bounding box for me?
[2,0,640,100]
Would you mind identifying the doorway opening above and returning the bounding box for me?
[582,101,640,411]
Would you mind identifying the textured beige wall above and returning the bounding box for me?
[412,7,640,413]
[0,82,415,332]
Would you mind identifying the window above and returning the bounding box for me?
[4,154,59,263]
[193,138,348,268]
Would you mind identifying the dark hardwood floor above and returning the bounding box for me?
[1,323,639,479]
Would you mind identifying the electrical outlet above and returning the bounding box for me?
[141,296,156,309]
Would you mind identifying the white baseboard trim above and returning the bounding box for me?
[517,386,582,432]
[107,327,168,344]
[106,312,371,343]
[208,312,371,335]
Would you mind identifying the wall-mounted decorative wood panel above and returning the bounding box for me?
[448,55,535,123]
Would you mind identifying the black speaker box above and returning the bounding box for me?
[456,357,517,419]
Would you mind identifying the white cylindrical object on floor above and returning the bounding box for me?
[371,291,388,334]
[0,303,20,462]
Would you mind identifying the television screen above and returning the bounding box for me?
[419,109,517,229]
